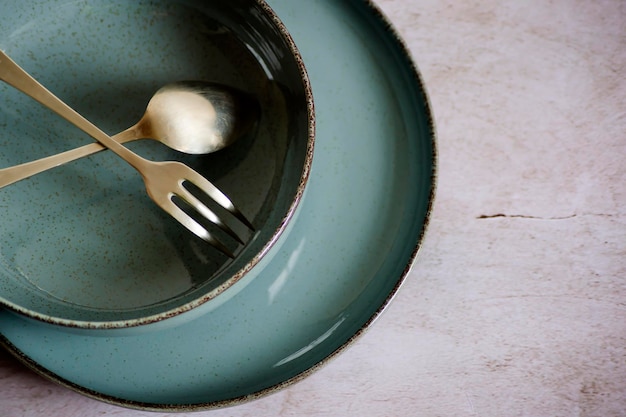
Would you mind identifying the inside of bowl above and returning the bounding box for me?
[0,0,310,324]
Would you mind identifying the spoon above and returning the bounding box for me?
[0,81,259,189]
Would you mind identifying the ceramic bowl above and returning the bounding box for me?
[0,0,314,330]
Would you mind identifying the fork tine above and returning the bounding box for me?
[161,198,236,258]
[177,185,245,245]
[185,171,255,231]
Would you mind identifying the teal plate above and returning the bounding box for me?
[0,0,436,410]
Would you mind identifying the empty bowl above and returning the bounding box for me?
[0,0,314,330]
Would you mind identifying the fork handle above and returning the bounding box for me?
[0,50,148,172]
[0,129,139,189]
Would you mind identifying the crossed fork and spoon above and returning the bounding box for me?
[0,50,257,258]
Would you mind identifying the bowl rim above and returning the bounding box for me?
[0,0,315,330]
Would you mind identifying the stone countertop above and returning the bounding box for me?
[2,0,625,416]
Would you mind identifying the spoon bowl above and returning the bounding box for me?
[127,81,259,155]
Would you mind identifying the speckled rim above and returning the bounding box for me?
[0,0,437,410]
[0,0,316,330]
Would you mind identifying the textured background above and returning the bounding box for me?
[2,0,625,416]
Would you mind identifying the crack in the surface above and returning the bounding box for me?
[477,213,578,220]
[477,213,619,220]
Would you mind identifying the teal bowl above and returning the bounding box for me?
[0,0,314,330]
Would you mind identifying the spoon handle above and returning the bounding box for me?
[0,130,138,189]
[0,50,148,172]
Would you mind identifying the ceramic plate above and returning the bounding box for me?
[0,0,436,410]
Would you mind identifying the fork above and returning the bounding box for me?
[0,50,252,258]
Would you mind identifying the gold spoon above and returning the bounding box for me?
[0,80,259,188]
